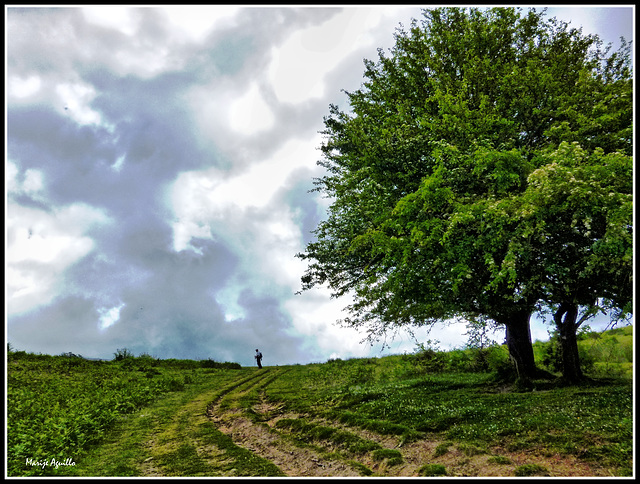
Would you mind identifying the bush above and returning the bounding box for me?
[419,463,447,476]
[405,341,447,374]
[485,346,516,381]
[164,377,185,392]
[443,349,473,372]
[113,348,134,361]
[433,442,452,457]
[199,358,241,370]
[372,448,403,466]
[458,443,487,456]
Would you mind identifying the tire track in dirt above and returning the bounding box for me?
[137,370,280,477]
[205,368,362,476]
[204,368,414,476]
[203,369,615,478]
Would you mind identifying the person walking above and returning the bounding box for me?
[254,349,263,369]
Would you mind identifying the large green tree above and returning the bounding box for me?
[298,7,632,380]
[517,143,633,381]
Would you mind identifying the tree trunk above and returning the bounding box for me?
[501,310,538,380]
[554,303,584,383]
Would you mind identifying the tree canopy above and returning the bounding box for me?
[297,7,633,374]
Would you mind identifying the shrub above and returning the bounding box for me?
[372,448,403,466]
[419,463,447,476]
[444,349,473,372]
[201,359,241,369]
[485,346,517,381]
[406,341,447,374]
[113,348,134,361]
[433,442,452,457]
[458,442,487,456]
[164,377,185,392]
[7,354,193,476]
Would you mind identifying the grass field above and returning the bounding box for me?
[6,325,634,477]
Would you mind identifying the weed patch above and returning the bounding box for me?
[434,442,452,457]
[487,455,511,465]
[515,463,549,476]
[419,463,447,476]
[457,442,487,456]
[372,448,403,466]
[275,418,381,456]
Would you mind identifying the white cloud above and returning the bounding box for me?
[80,7,192,78]
[111,155,126,173]
[5,162,19,191]
[21,169,44,193]
[170,171,306,284]
[8,74,42,99]
[6,203,108,315]
[81,6,139,36]
[267,8,383,104]
[160,6,241,42]
[229,82,275,134]
[251,206,306,288]
[6,164,110,315]
[170,135,320,244]
[215,285,246,322]
[6,163,45,197]
[185,80,241,152]
[99,303,125,330]
[56,82,104,126]
[283,289,366,359]
[113,44,179,79]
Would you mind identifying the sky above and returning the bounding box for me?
[5,5,634,366]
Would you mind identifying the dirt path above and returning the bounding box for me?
[196,369,610,478]
[202,368,358,476]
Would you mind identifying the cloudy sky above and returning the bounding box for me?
[5,5,634,366]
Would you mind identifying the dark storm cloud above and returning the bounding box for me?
[7,296,101,354]
[8,107,120,205]
[6,6,320,362]
[9,223,314,365]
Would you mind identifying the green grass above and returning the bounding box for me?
[433,442,453,457]
[68,368,283,477]
[419,463,447,476]
[372,448,403,466]
[266,366,632,470]
[487,455,512,465]
[261,328,633,475]
[6,352,244,476]
[515,463,549,476]
[275,418,382,456]
[7,326,634,477]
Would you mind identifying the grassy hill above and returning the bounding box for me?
[6,325,633,477]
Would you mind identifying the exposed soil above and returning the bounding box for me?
[203,377,611,478]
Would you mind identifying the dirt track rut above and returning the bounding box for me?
[195,368,609,477]
[204,368,363,476]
